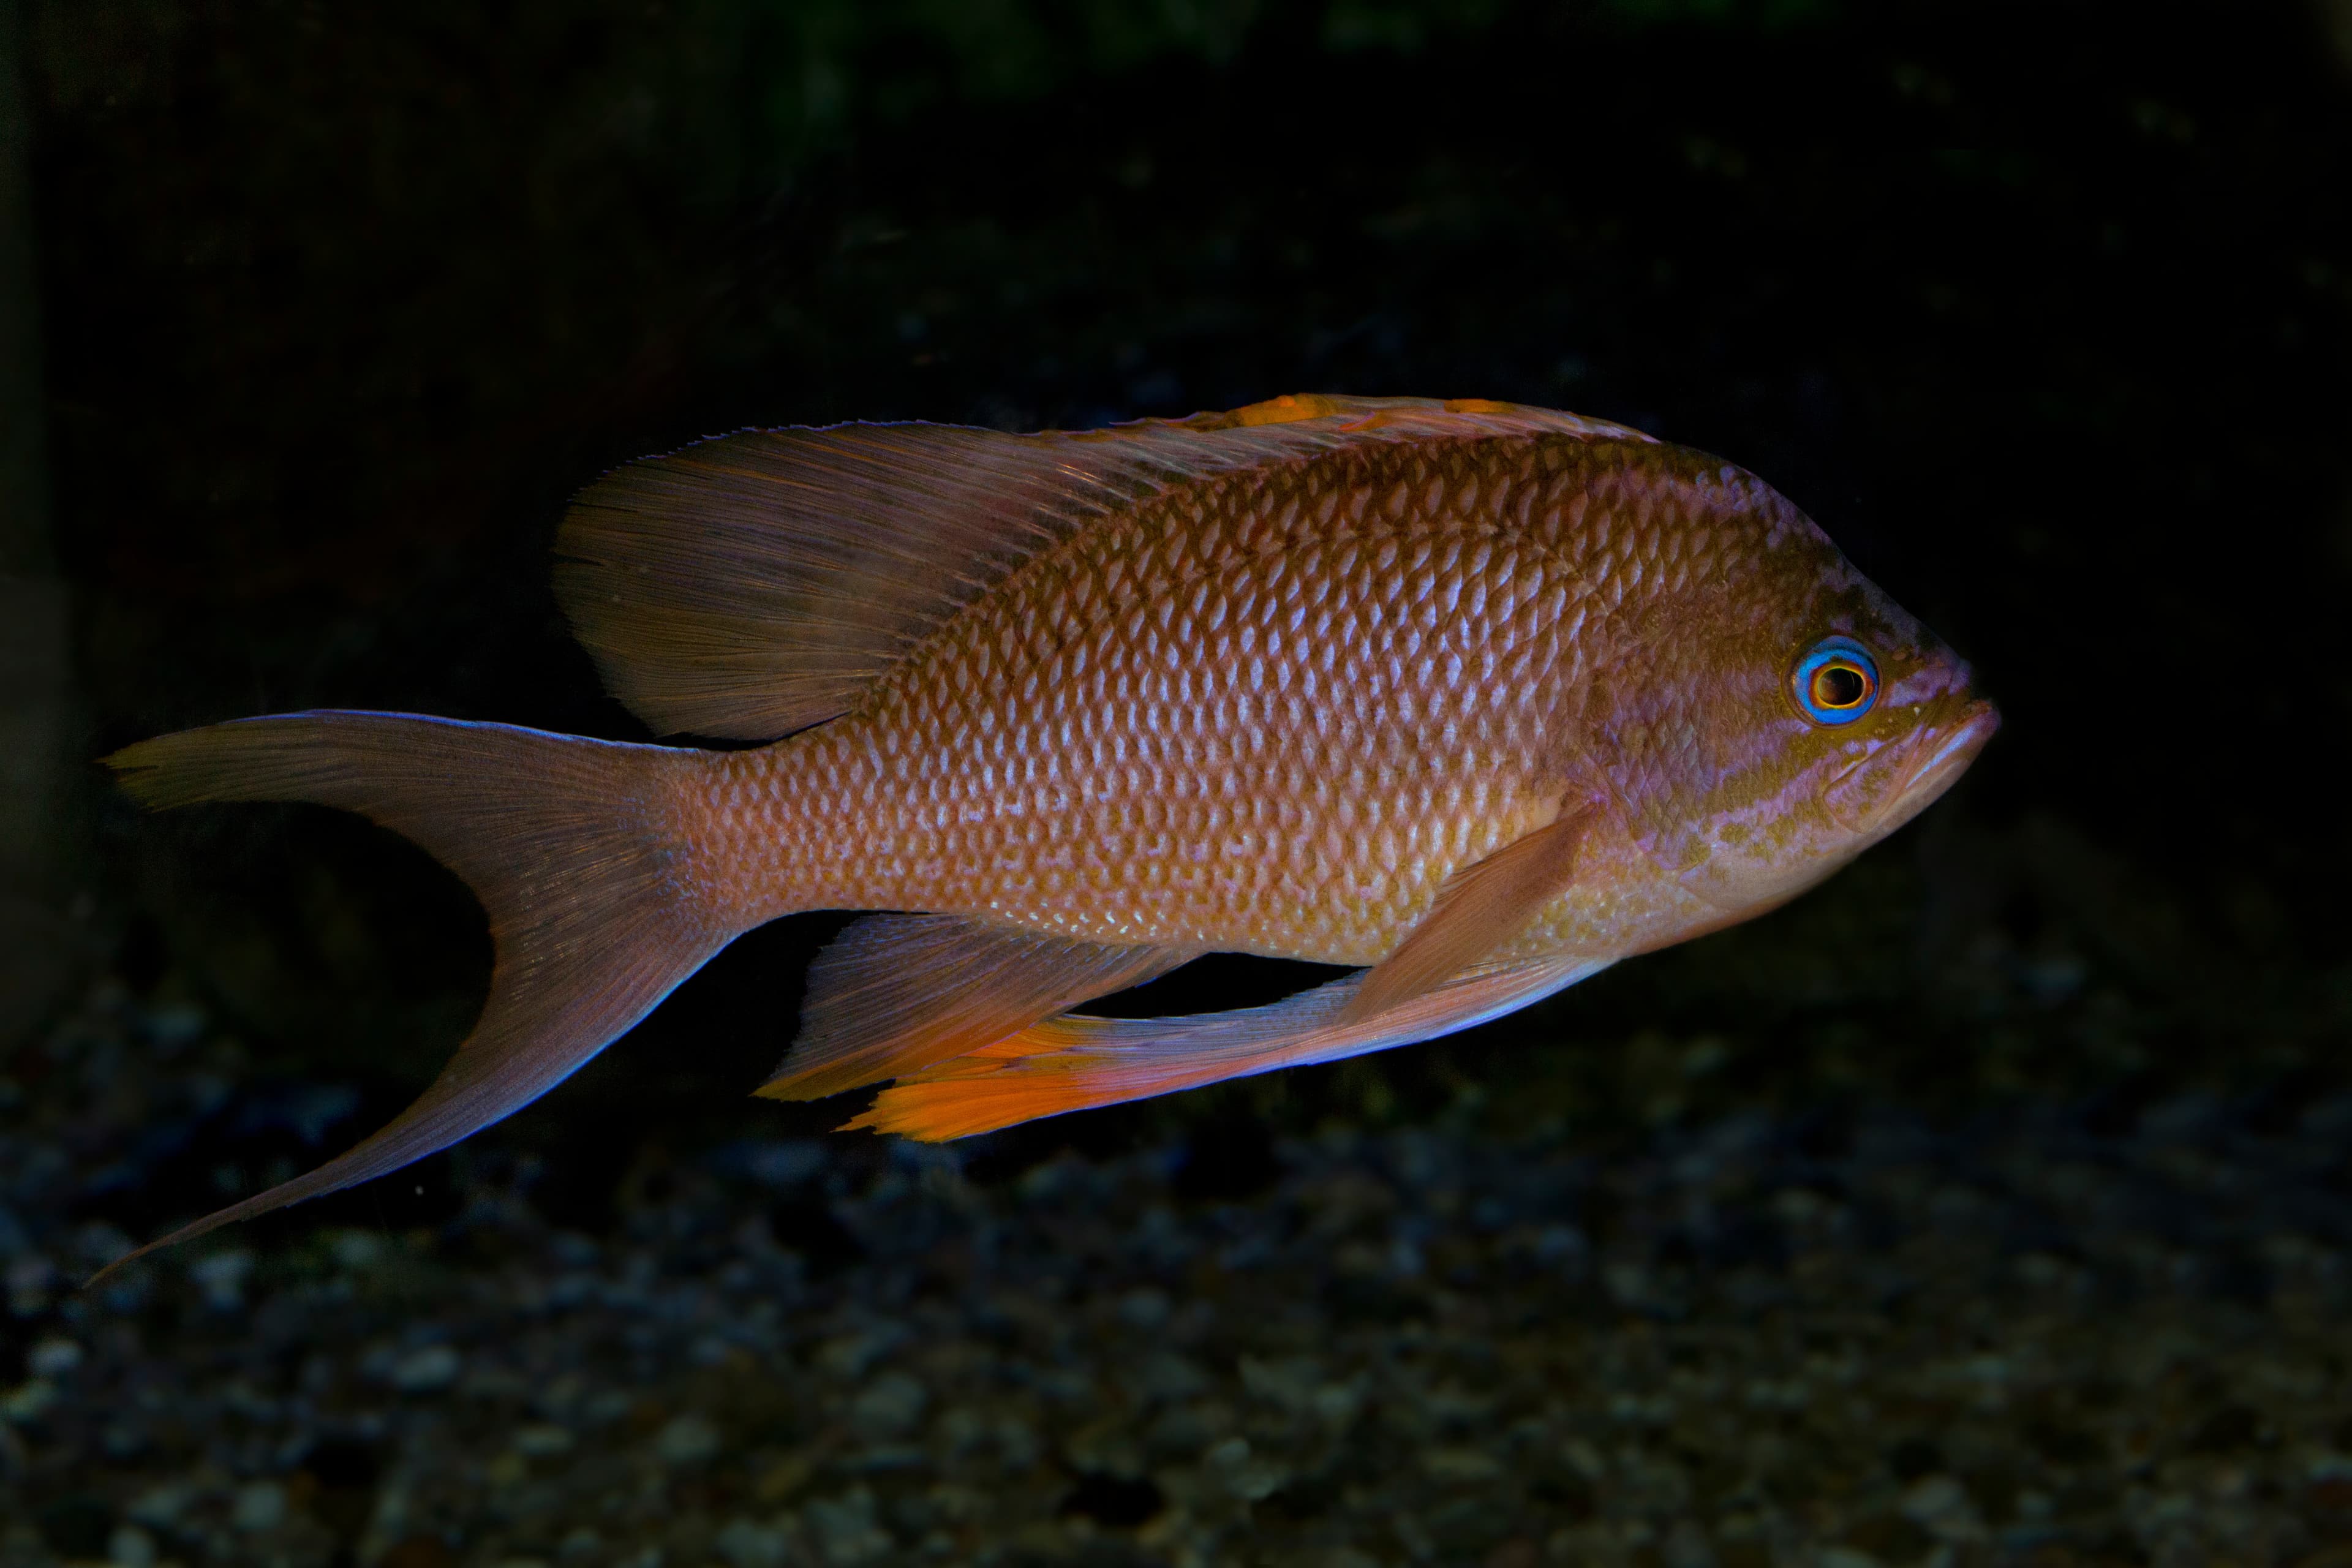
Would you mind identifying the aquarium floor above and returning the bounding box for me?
[4,984,2351,1568]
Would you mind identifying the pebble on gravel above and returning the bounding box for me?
[653,1412,722,1468]
[385,1343,462,1394]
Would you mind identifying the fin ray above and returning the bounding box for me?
[555,398,1651,739]
[96,712,729,1278]
[849,954,1608,1141]
[1339,805,1596,1025]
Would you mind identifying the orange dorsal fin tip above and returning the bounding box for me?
[1231,393,1344,427]
[754,916,1191,1103]
[1157,393,1342,432]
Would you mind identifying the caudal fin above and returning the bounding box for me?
[97,711,730,1277]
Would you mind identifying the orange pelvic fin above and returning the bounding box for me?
[847,953,1608,1142]
[555,398,1652,741]
[1338,805,1596,1026]
[755,914,1193,1102]
[95,712,730,1280]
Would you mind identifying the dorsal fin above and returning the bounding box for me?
[554,396,1651,739]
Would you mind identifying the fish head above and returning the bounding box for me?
[1586,484,1999,927]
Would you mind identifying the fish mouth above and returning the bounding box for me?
[1822,695,2000,835]
[1900,698,2000,804]
[1881,696,2000,827]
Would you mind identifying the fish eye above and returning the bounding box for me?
[1791,637,1879,725]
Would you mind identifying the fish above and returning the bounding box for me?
[101,393,1997,1267]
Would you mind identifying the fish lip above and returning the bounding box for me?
[1889,697,2000,816]
[1819,695,1999,836]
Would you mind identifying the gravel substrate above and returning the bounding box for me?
[5,982,2351,1568]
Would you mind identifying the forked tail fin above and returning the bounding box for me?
[96,711,731,1278]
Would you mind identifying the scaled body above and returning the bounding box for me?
[105,396,1996,1264]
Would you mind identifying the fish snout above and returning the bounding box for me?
[1822,695,1999,835]
[1901,696,2000,808]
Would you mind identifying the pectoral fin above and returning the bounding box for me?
[1338,805,1596,1026]
[846,953,1608,1141]
[756,914,1194,1102]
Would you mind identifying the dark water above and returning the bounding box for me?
[4,3,2351,1564]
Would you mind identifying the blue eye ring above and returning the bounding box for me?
[1791,637,1879,725]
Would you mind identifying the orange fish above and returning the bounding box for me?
[104,394,1996,1263]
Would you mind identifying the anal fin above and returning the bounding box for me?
[756,914,1194,1102]
[847,954,1608,1141]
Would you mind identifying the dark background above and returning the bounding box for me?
[14,0,2352,1248]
